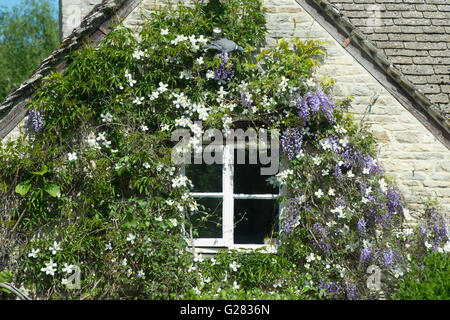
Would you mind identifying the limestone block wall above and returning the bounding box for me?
[262,0,450,215]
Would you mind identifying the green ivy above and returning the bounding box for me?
[393,251,450,300]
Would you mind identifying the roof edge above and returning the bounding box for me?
[0,0,140,139]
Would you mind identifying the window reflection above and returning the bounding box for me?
[185,162,222,193]
[234,199,278,244]
[233,148,277,194]
[191,198,223,238]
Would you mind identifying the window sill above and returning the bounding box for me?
[190,243,279,255]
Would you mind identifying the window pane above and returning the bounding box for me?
[191,198,223,238]
[234,199,278,244]
[233,148,277,194]
[185,163,222,193]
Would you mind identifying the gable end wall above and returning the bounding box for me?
[5,0,448,217]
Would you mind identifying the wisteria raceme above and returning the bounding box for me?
[362,155,383,175]
[345,283,358,300]
[296,89,336,123]
[360,245,372,264]
[317,89,336,124]
[302,91,320,114]
[240,91,252,107]
[214,52,234,82]
[281,199,302,234]
[281,128,304,161]
[219,52,229,64]
[27,109,44,133]
[334,163,343,182]
[419,224,427,235]
[320,281,341,297]
[387,188,400,214]
[313,222,330,255]
[357,217,367,235]
[341,146,363,169]
[377,211,394,229]
[325,135,341,154]
[296,98,310,121]
[424,207,449,250]
[381,249,397,269]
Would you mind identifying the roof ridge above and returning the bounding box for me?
[305,0,450,135]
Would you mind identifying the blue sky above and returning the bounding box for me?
[0,0,58,10]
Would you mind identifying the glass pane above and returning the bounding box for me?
[234,199,278,244]
[233,148,277,194]
[190,198,223,238]
[185,163,222,193]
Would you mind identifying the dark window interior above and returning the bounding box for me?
[233,148,277,194]
[185,162,222,193]
[190,198,223,238]
[234,199,278,244]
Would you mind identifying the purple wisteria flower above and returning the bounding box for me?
[281,128,304,161]
[281,199,302,234]
[324,135,341,154]
[240,92,252,107]
[357,217,367,235]
[341,146,363,169]
[362,155,382,175]
[313,223,330,255]
[334,163,344,182]
[387,188,400,214]
[320,281,341,297]
[296,98,310,121]
[214,52,234,82]
[27,109,44,133]
[345,283,358,300]
[381,249,397,269]
[296,88,336,123]
[424,208,449,250]
[419,224,428,236]
[360,246,372,264]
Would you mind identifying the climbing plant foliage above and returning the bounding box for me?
[0,0,448,300]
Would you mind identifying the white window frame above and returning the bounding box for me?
[182,142,282,252]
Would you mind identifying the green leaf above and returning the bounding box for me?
[31,165,48,176]
[0,270,12,283]
[44,184,61,198]
[137,200,148,210]
[15,180,32,196]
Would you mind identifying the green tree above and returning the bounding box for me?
[0,0,59,102]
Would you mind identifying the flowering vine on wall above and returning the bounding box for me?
[0,0,448,300]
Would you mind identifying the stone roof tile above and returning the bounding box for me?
[326,0,450,118]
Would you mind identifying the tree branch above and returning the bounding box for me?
[0,283,31,300]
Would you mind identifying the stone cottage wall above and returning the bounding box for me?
[4,0,449,217]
